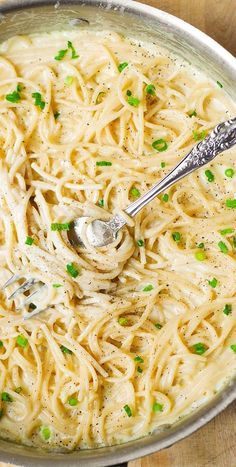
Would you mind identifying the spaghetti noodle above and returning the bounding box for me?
[0,30,235,450]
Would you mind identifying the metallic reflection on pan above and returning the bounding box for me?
[0,1,235,466]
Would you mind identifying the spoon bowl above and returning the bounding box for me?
[67,117,236,249]
[67,216,121,247]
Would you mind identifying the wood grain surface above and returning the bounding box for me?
[0,1,235,467]
[139,0,236,56]
[129,402,236,467]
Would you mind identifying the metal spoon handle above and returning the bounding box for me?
[69,117,236,247]
[124,117,236,218]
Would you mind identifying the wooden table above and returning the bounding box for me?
[139,0,236,56]
[0,1,235,467]
[129,3,236,467]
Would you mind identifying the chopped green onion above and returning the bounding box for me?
[6,86,21,103]
[152,139,168,152]
[66,262,79,278]
[145,84,156,95]
[225,199,236,209]
[67,41,79,59]
[98,199,104,207]
[160,162,166,168]
[137,239,144,247]
[155,323,163,329]
[118,62,128,73]
[162,193,169,203]
[233,237,236,248]
[25,236,34,245]
[205,169,214,182]
[130,187,141,198]
[123,404,132,417]
[54,111,60,120]
[60,345,72,355]
[55,42,79,61]
[127,95,140,107]
[193,130,206,141]
[16,335,28,348]
[220,228,234,236]
[134,356,144,363]
[0,341,3,347]
[1,392,13,402]
[32,92,45,110]
[208,277,218,288]
[230,344,236,353]
[40,426,51,441]
[225,168,234,178]
[193,342,206,355]
[223,304,232,316]
[218,241,228,254]
[188,110,197,117]
[68,397,78,406]
[118,317,128,326]
[64,76,74,86]
[0,409,3,419]
[216,80,223,88]
[126,89,132,96]
[137,366,143,373]
[54,49,67,60]
[172,232,181,242]
[197,242,204,249]
[15,387,22,394]
[143,284,154,292]
[153,402,163,413]
[51,222,71,231]
[96,92,106,104]
[96,161,112,166]
[52,283,62,288]
[195,251,206,261]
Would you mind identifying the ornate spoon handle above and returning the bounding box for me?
[69,117,236,246]
[125,117,236,217]
[107,117,236,233]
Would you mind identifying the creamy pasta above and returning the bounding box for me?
[0,30,235,450]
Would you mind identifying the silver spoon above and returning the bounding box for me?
[68,117,236,248]
[2,117,236,319]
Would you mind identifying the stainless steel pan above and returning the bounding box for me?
[0,1,235,465]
